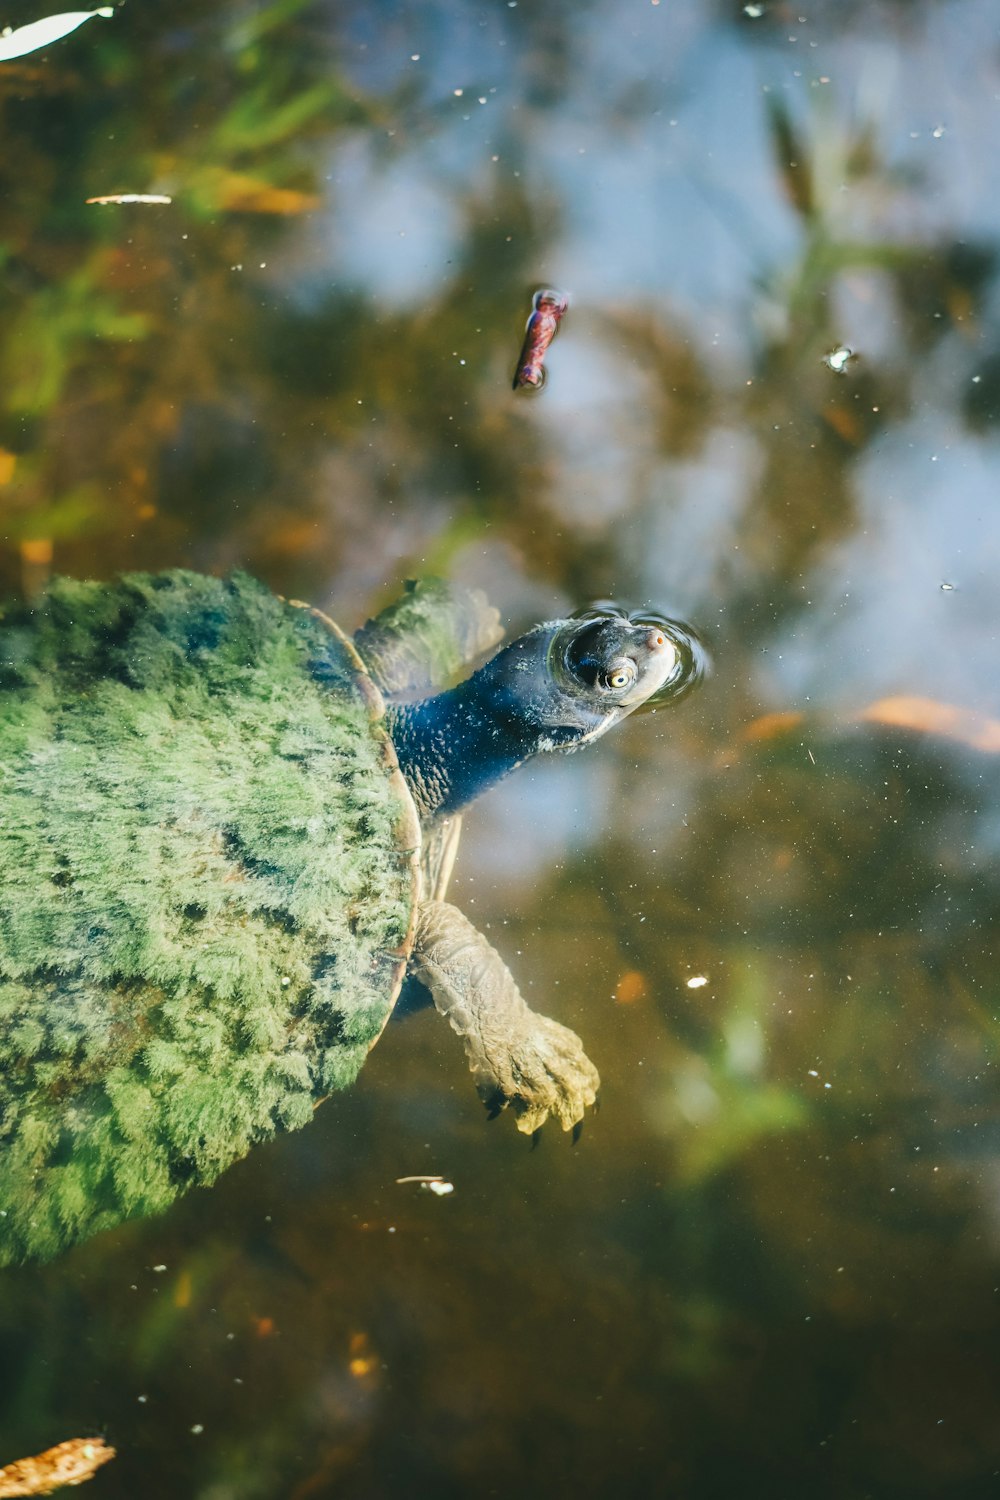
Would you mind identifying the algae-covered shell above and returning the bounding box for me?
[0,570,422,1263]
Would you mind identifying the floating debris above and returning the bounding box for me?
[396,1174,455,1196]
[0,1438,115,1497]
[0,9,114,63]
[86,194,172,206]
[743,3,765,16]
[686,976,708,989]
[822,345,857,376]
[512,287,569,391]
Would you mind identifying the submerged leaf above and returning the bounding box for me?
[189,166,320,215]
[861,695,1000,752]
[741,710,805,742]
[613,970,648,1005]
[0,9,115,63]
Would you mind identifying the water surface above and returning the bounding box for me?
[1,1,999,1495]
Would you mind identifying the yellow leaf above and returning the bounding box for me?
[0,1438,115,1497]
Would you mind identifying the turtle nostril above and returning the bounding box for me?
[647,629,667,651]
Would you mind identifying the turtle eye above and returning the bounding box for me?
[602,660,637,692]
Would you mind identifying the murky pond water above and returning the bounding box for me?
[2,1,1000,1495]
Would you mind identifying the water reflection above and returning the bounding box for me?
[1,0,1000,1494]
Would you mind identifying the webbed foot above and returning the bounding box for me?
[413,899,601,1135]
[472,1010,600,1134]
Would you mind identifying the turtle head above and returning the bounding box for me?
[548,604,705,729]
[386,600,707,818]
[494,603,707,753]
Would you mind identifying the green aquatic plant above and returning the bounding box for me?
[0,258,149,420]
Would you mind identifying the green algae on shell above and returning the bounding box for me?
[0,569,419,1264]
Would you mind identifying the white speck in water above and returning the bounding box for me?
[453,88,464,97]
[743,3,765,14]
[152,1263,167,1273]
[932,124,946,138]
[823,345,855,375]
[940,582,955,591]
[686,976,708,989]
[190,1425,204,1436]
[808,1069,819,1077]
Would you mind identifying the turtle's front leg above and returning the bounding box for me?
[412,900,600,1134]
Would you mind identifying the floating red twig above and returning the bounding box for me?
[512,287,569,391]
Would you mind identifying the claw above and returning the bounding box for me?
[481,1086,506,1120]
[571,1120,584,1146]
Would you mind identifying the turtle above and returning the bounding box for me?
[0,569,705,1262]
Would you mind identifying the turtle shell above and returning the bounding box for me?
[0,569,421,1263]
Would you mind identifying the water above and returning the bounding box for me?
[1,1,999,1494]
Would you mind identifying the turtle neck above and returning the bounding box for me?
[385,624,590,820]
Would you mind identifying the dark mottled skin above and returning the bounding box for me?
[387,614,678,819]
[388,608,691,1132]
